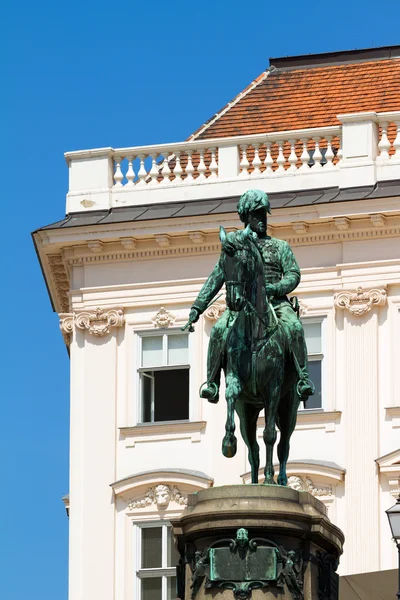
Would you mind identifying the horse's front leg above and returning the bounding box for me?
[263,381,281,485]
[222,373,242,458]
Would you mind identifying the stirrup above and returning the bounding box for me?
[199,381,219,403]
[296,378,315,399]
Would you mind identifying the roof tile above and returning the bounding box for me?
[191,59,400,140]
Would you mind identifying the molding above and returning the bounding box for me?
[258,410,342,434]
[59,307,125,337]
[152,306,176,328]
[376,448,400,497]
[241,460,344,486]
[334,286,387,316]
[48,254,70,313]
[119,420,207,447]
[128,484,187,510]
[385,407,400,429]
[111,466,213,497]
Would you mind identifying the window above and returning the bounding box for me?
[302,320,323,410]
[139,332,190,423]
[136,523,179,600]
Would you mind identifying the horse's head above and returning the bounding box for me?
[220,225,261,312]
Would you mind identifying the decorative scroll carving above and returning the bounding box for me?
[152,307,176,328]
[288,475,332,497]
[59,313,74,335]
[333,217,350,231]
[75,307,125,336]
[204,301,226,321]
[120,237,136,249]
[155,234,171,247]
[189,231,205,244]
[87,240,103,253]
[292,222,308,234]
[370,213,386,227]
[334,286,387,316]
[128,484,187,510]
[48,254,70,313]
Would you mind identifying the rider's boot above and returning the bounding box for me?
[200,338,222,404]
[293,338,315,401]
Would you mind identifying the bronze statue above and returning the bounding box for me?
[185,189,314,485]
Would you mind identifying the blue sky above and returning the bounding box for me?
[1,1,399,598]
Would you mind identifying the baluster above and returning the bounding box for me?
[114,156,124,187]
[174,151,183,182]
[239,145,250,177]
[313,138,322,168]
[125,156,135,186]
[299,139,309,171]
[209,147,218,179]
[288,140,297,172]
[148,154,159,185]
[264,142,273,175]
[197,149,206,180]
[324,137,335,169]
[252,144,261,176]
[162,152,171,184]
[185,150,195,182]
[392,121,400,160]
[276,141,286,173]
[136,154,147,185]
[378,121,390,161]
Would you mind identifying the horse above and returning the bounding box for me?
[218,224,301,485]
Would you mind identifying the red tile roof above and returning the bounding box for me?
[190,58,400,140]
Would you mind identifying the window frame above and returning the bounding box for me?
[133,520,178,600]
[299,316,326,411]
[136,329,193,424]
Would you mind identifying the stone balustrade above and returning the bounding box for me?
[64,111,400,212]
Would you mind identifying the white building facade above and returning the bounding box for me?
[34,46,400,600]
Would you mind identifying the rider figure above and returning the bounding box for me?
[188,189,315,404]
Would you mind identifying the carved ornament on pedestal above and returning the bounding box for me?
[152,307,176,328]
[128,484,187,510]
[334,286,387,316]
[287,475,332,497]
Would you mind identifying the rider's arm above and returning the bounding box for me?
[274,241,301,297]
[191,259,225,314]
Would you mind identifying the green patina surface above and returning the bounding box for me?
[209,546,278,582]
[184,189,315,486]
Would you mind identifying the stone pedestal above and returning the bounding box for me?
[171,485,344,600]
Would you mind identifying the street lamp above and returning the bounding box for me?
[386,490,400,600]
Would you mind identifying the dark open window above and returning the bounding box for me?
[139,333,189,423]
[300,320,323,410]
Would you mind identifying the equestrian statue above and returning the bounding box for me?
[183,189,315,486]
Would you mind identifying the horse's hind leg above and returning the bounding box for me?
[263,380,281,485]
[276,388,300,486]
[222,372,242,458]
[236,401,260,483]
